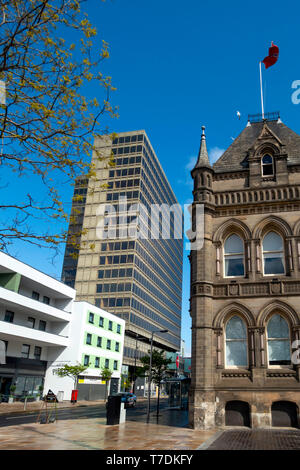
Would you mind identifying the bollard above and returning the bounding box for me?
[24,396,27,411]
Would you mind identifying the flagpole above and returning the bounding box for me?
[259,61,265,119]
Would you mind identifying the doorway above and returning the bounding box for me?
[272,401,298,428]
[0,376,12,397]
[225,400,251,427]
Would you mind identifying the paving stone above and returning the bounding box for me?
[207,429,300,450]
[0,416,216,450]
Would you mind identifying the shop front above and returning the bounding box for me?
[0,356,46,400]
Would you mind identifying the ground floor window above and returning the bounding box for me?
[15,376,44,398]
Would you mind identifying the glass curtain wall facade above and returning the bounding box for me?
[62,130,183,367]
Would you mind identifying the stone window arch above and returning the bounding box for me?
[214,220,251,278]
[253,216,293,276]
[213,303,255,369]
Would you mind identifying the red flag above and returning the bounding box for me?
[262,42,279,69]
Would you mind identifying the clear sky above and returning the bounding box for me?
[6,0,300,356]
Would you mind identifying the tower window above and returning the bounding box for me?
[225,316,248,367]
[224,234,245,277]
[262,231,285,275]
[267,314,291,366]
[262,154,274,176]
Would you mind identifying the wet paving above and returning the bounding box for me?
[206,428,300,450]
[0,402,216,450]
[2,399,299,450]
[0,417,216,450]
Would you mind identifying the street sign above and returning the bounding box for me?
[45,390,57,402]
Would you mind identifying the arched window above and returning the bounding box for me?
[224,234,245,277]
[267,314,291,366]
[225,316,248,367]
[262,231,285,275]
[262,154,274,176]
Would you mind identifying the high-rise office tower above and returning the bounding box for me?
[62,130,183,375]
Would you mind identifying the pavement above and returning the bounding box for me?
[1,399,300,450]
[201,428,300,450]
[0,398,216,450]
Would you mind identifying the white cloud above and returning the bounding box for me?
[184,197,193,205]
[209,146,225,164]
[185,155,197,171]
[176,155,197,188]
[179,148,224,188]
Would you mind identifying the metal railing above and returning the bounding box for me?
[248,111,280,123]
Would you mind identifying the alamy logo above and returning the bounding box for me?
[95,197,204,250]
[291,340,300,364]
[291,80,300,104]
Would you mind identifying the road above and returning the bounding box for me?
[0,398,170,428]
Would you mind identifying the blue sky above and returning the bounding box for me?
[6,0,300,356]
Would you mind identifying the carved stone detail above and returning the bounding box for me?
[270,282,281,295]
[213,281,300,297]
[229,284,239,296]
[222,372,251,378]
[267,372,296,378]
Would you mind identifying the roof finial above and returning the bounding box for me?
[192,125,211,170]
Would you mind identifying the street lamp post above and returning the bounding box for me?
[133,333,142,394]
[146,329,168,423]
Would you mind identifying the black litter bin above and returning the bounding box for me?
[106,395,122,425]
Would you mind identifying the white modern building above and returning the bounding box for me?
[44,302,125,400]
[0,251,75,399]
[0,252,124,401]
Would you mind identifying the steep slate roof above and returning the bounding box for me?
[213,120,300,173]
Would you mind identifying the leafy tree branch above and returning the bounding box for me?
[0,0,118,252]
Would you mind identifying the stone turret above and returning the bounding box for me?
[191,126,214,204]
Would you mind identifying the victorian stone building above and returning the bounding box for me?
[189,113,300,429]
